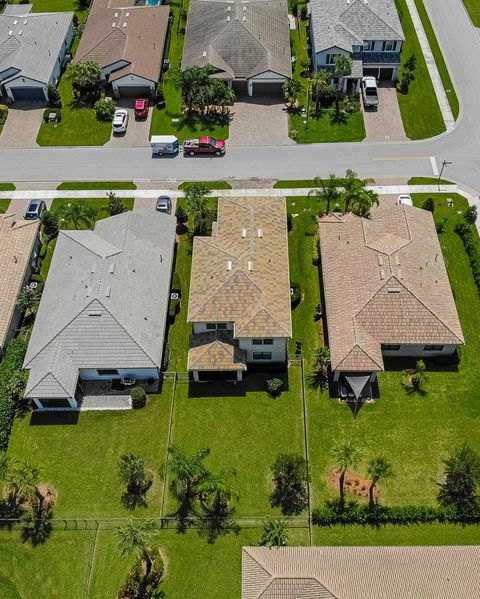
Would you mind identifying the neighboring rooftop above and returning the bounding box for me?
[75,0,169,84]
[242,546,480,598]
[0,214,38,350]
[318,203,464,372]
[23,210,176,400]
[0,10,74,85]
[310,0,404,54]
[182,0,292,79]
[188,197,292,339]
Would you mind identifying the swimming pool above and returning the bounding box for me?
[146,0,160,5]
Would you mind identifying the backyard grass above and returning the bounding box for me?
[0,183,15,191]
[408,177,453,185]
[178,181,232,190]
[57,182,137,190]
[396,0,445,139]
[12,0,87,18]
[462,0,480,26]
[413,0,459,119]
[0,199,11,213]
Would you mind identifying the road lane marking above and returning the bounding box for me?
[430,156,439,175]
[373,156,431,161]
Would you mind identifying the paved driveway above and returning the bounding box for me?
[363,83,407,142]
[0,101,44,148]
[106,99,152,147]
[7,198,53,219]
[229,95,292,146]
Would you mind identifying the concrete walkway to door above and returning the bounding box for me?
[228,95,293,146]
[0,101,44,148]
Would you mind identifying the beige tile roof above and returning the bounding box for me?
[188,331,246,371]
[188,197,292,339]
[75,0,169,84]
[318,203,464,372]
[242,546,480,598]
[0,214,38,350]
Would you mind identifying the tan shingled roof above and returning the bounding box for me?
[188,197,292,339]
[318,203,464,372]
[0,214,38,350]
[75,0,169,84]
[188,330,247,371]
[242,546,480,598]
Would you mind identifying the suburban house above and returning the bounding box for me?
[187,197,292,382]
[23,210,176,410]
[310,0,405,91]
[318,202,464,400]
[0,213,40,356]
[75,0,169,98]
[182,0,292,97]
[0,5,74,102]
[242,546,480,598]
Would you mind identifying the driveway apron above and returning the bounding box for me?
[363,83,407,142]
[0,101,44,148]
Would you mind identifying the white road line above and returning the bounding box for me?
[430,156,439,175]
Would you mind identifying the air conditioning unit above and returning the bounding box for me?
[171,292,180,300]
[121,377,136,386]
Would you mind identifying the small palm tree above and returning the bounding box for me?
[351,188,379,217]
[366,457,395,507]
[310,69,331,113]
[115,519,157,574]
[308,174,341,215]
[5,460,41,505]
[333,55,352,119]
[184,183,210,220]
[403,359,428,394]
[55,201,97,230]
[260,518,288,546]
[282,78,302,109]
[342,169,375,213]
[333,440,362,506]
[16,285,41,313]
[196,468,239,515]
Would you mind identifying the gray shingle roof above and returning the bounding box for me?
[182,0,291,79]
[24,211,176,400]
[311,0,404,54]
[0,10,73,85]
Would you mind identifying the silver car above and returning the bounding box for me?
[112,109,128,134]
[156,196,172,214]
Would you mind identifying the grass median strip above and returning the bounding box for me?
[178,181,232,191]
[57,182,137,190]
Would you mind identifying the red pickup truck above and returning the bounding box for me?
[183,136,226,156]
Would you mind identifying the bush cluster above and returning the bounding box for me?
[290,282,302,308]
[455,222,480,295]
[171,271,182,295]
[265,377,284,398]
[130,386,147,410]
[117,552,164,599]
[168,298,180,323]
[0,337,28,452]
[0,105,8,126]
[312,232,320,265]
[94,98,115,122]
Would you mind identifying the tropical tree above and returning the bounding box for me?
[308,174,341,215]
[350,187,379,217]
[464,205,478,225]
[176,64,214,111]
[366,456,395,508]
[196,468,239,515]
[333,54,352,118]
[106,191,126,216]
[115,519,157,575]
[16,285,41,313]
[41,210,59,237]
[260,518,288,547]
[282,78,302,109]
[333,440,362,507]
[311,70,332,113]
[270,453,309,516]
[5,460,40,505]
[310,346,331,389]
[55,201,97,229]
[0,454,14,480]
[118,454,151,496]
[422,197,435,213]
[66,60,102,98]
[341,168,375,214]
[403,359,428,394]
[208,78,236,115]
[438,444,480,515]
[94,98,115,121]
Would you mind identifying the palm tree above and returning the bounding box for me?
[5,460,40,505]
[282,78,302,109]
[351,188,379,217]
[366,457,395,507]
[403,359,428,394]
[311,69,331,113]
[333,440,362,507]
[308,174,341,215]
[260,518,288,546]
[176,64,214,112]
[196,468,239,515]
[65,60,102,98]
[333,55,352,119]
[342,169,375,213]
[115,519,157,575]
[55,201,97,230]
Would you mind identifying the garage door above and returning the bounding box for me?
[252,82,284,96]
[116,86,153,98]
[10,86,46,101]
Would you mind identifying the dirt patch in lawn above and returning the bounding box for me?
[328,469,379,501]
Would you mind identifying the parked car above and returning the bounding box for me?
[183,136,226,156]
[112,109,128,134]
[396,194,413,206]
[134,98,149,119]
[156,196,172,214]
[150,135,179,156]
[24,199,46,220]
[361,76,379,108]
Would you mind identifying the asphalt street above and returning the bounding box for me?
[0,0,479,189]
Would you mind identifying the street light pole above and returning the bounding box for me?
[438,160,452,191]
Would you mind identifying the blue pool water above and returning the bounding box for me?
[147,0,160,5]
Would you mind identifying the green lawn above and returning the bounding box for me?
[290,110,366,143]
[0,199,11,213]
[178,181,232,190]
[408,177,453,185]
[396,0,445,139]
[57,182,137,190]
[413,0,459,119]
[12,0,86,18]
[0,183,15,191]
[462,0,480,26]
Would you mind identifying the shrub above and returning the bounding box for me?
[270,453,309,516]
[422,198,435,212]
[41,210,59,237]
[117,552,164,599]
[455,221,480,296]
[436,220,446,234]
[175,205,188,224]
[0,104,8,125]
[171,271,182,294]
[168,298,180,323]
[42,108,61,123]
[94,98,115,122]
[312,232,320,265]
[106,192,126,216]
[265,377,284,398]
[0,337,28,452]
[464,205,478,225]
[290,282,301,308]
[287,212,293,232]
[47,85,62,109]
[130,386,146,409]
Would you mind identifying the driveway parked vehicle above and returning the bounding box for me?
[396,194,413,206]
[112,109,128,134]
[361,77,379,109]
[24,199,46,220]
[134,98,149,120]
[156,196,172,214]
[183,136,225,156]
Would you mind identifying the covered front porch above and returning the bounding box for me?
[188,330,247,383]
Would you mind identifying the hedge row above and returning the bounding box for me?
[0,337,28,452]
[455,222,480,296]
[312,501,480,527]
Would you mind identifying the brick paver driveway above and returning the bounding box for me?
[0,101,45,148]
[363,82,407,142]
[229,95,293,146]
[106,98,152,147]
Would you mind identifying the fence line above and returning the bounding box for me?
[160,373,177,519]
[83,520,100,599]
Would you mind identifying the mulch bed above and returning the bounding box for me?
[328,469,379,501]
